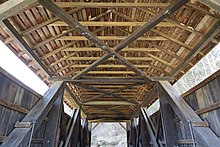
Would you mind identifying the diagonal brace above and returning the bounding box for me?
[67,0,188,80]
[73,82,139,105]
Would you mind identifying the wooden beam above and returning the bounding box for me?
[50,77,147,83]
[198,0,220,13]
[71,0,188,80]
[151,29,193,50]
[68,57,153,61]
[0,19,52,77]
[63,47,159,52]
[64,109,80,147]
[54,2,170,8]
[33,28,74,49]
[83,83,142,103]
[43,27,104,61]
[50,76,173,83]
[21,7,83,35]
[39,0,152,82]
[71,64,151,68]
[65,85,87,116]
[158,81,220,147]
[0,81,64,147]
[170,20,220,77]
[87,105,130,116]
[112,7,204,37]
[141,108,159,147]
[57,36,167,41]
[82,101,135,106]
[49,21,175,27]
[89,10,112,21]
[159,98,178,147]
[0,98,29,114]
[0,0,37,21]
[73,82,139,105]
[43,91,63,147]
[140,86,158,107]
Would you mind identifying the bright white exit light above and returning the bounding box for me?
[0,40,49,95]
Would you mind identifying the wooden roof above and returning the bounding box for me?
[0,0,219,121]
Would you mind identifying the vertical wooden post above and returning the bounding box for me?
[159,98,178,147]
[0,81,64,147]
[126,122,131,146]
[158,81,220,146]
[140,108,159,147]
[139,114,151,147]
[43,89,64,147]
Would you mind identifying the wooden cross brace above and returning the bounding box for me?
[38,0,188,82]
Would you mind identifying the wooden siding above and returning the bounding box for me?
[175,69,220,146]
[0,67,64,146]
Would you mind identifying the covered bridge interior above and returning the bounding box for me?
[0,0,220,146]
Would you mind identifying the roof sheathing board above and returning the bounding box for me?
[0,0,219,120]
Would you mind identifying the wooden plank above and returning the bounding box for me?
[112,9,204,37]
[57,36,167,41]
[151,29,193,50]
[0,81,64,147]
[43,91,63,147]
[170,20,220,77]
[21,7,83,35]
[41,27,105,60]
[177,139,194,144]
[55,2,170,8]
[195,101,220,115]
[14,122,32,128]
[0,19,52,77]
[158,81,220,147]
[0,136,44,144]
[0,98,29,114]
[33,28,73,49]
[70,0,188,80]
[50,21,175,27]
[0,0,37,21]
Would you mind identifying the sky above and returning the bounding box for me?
[0,40,74,114]
[0,40,49,95]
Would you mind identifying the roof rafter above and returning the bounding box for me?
[0,19,52,77]
[171,19,220,77]
[42,27,105,60]
[38,0,156,82]
[54,2,170,8]
[0,0,37,21]
[49,21,175,27]
[65,0,188,80]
